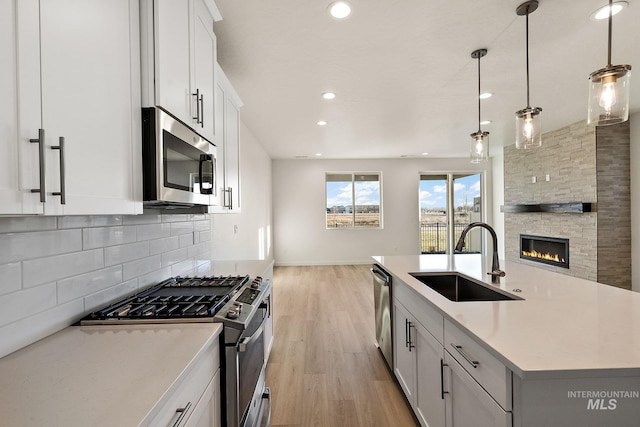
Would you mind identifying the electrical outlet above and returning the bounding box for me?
[531,176,537,183]
[546,174,550,181]
[233,224,238,234]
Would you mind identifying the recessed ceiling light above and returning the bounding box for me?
[315,153,323,157]
[479,92,493,99]
[591,1,627,20]
[328,1,351,19]
[322,92,336,100]
[480,120,492,125]
[317,120,328,126]
[421,152,429,156]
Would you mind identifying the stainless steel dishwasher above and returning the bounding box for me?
[371,264,392,370]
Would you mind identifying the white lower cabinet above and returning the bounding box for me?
[393,279,512,427]
[444,351,511,427]
[143,336,221,427]
[393,297,445,427]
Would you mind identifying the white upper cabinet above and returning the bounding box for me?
[1,0,142,216]
[143,0,220,143]
[211,63,242,213]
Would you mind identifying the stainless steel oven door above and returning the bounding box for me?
[226,303,271,427]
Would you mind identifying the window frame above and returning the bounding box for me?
[325,171,383,230]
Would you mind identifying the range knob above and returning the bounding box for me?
[226,308,239,319]
[251,276,263,289]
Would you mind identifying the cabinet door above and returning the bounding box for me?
[192,0,216,142]
[184,370,221,427]
[224,95,241,211]
[154,0,192,126]
[393,300,416,405]
[445,352,512,427]
[34,0,141,215]
[2,0,44,215]
[415,324,446,427]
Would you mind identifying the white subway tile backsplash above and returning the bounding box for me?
[136,223,171,241]
[58,215,123,229]
[161,248,188,267]
[22,249,104,288]
[123,214,161,225]
[104,241,150,266]
[161,214,189,223]
[84,279,138,313]
[170,221,194,236]
[179,233,194,248]
[0,263,21,296]
[83,226,137,249]
[0,229,82,264]
[0,283,57,327]
[171,258,196,276]
[0,299,84,358]
[57,266,123,304]
[137,267,172,289]
[0,213,212,358]
[0,216,57,233]
[149,236,180,255]
[122,255,162,281]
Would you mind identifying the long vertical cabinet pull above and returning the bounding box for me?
[192,88,201,124]
[199,93,204,128]
[29,129,46,202]
[51,137,66,204]
[224,188,232,209]
[405,319,410,348]
[408,322,415,351]
[440,358,449,399]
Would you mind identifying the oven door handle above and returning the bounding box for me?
[238,312,267,352]
[262,387,272,427]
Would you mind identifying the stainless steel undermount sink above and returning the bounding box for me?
[409,273,523,302]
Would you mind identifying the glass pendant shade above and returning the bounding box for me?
[515,107,542,149]
[588,65,631,126]
[470,131,489,163]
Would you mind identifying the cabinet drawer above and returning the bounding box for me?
[394,278,444,344]
[444,319,512,410]
[142,338,220,426]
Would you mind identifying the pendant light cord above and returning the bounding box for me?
[477,54,481,132]
[607,0,613,67]
[525,7,531,108]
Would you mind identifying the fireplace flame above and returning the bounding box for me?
[522,249,565,264]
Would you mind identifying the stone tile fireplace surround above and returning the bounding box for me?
[503,120,631,289]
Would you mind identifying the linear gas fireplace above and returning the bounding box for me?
[520,234,569,269]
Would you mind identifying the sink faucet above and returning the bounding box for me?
[454,222,505,284]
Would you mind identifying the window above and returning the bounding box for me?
[326,173,381,229]
[419,173,483,253]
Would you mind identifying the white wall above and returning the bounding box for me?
[211,121,273,262]
[631,112,640,292]
[272,158,491,265]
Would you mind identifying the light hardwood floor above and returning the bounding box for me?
[265,265,418,427]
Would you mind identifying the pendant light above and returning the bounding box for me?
[470,49,489,163]
[515,1,542,149]
[587,0,632,126]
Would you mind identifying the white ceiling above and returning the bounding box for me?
[212,0,639,160]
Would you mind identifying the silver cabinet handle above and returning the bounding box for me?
[192,88,201,124]
[29,128,46,202]
[172,401,192,427]
[450,343,479,368]
[224,187,232,208]
[199,93,204,128]
[262,387,272,427]
[51,136,66,204]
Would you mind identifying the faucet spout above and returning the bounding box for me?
[454,222,505,284]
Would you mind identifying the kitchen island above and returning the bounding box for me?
[374,254,640,427]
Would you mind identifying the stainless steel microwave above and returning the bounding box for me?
[142,107,216,210]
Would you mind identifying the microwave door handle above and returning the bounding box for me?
[198,154,213,195]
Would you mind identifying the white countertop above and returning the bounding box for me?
[0,323,222,426]
[374,254,640,379]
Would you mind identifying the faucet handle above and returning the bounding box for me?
[488,270,506,278]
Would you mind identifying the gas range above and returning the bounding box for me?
[80,274,259,326]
